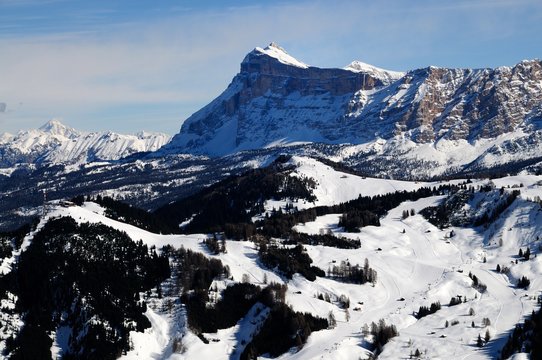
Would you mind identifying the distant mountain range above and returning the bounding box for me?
[0,119,170,167]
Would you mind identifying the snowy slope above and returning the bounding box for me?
[259,156,436,216]
[250,42,309,69]
[280,196,541,360]
[27,168,540,360]
[6,154,541,360]
[344,60,404,83]
[0,119,171,167]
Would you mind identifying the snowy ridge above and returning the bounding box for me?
[260,156,435,215]
[344,60,405,83]
[248,42,309,69]
[0,119,171,167]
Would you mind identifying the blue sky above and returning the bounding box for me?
[0,0,541,134]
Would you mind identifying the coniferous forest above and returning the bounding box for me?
[2,217,170,359]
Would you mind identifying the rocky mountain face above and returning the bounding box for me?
[0,119,171,167]
[163,43,542,174]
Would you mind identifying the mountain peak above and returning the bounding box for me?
[247,42,309,69]
[344,60,405,81]
[39,119,77,137]
[267,42,285,52]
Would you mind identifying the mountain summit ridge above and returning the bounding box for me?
[246,42,310,69]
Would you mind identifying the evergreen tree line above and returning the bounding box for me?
[76,195,177,234]
[203,235,227,255]
[422,186,520,229]
[154,160,317,235]
[260,184,459,236]
[5,217,170,360]
[152,161,461,243]
[241,302,328,359]
[164,244,328,359]
[283,231,361,249]
[416,302,441,319]
[518,247,531,261]
[312,156,373,178]
[517,276,531,289]
[326,259,377,285]
[500,307,542,359]
[338,209,380,232]
[473,189,520,227]
[449,296,464,306]
[0,220,37,261]
[469,272,488,293]
[258,243,325,281]
[161,245,230,295]
[182,282,283,335]
[361,319,399,355]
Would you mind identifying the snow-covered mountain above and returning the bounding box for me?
[161,43,542,177]
[0,119,171,167]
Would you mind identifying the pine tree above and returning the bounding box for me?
[484,329,491,343]
[242,273,250,283]
[220,237,227,253]
[328,311,336,329]
[476,334,484,347]
[361,323,369,337]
